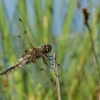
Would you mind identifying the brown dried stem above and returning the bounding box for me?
[53,54,61,100]
[82,8,100,77]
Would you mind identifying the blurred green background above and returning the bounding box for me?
[0,0,100,100]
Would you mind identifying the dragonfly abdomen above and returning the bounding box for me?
[0,63,21,75]
[0,60,28,75]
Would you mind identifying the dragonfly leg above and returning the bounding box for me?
[47,56,60,66]
[31,55,37,63]
[47,55,58,60]
[44,55,53,60]
[42,57,54,70]
[32,58,36,63]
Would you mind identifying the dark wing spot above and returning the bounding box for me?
[40,68,43,70]
[24,30,27,34]
[23,43,25,46]
[57,63,60,66]
[51,79,53,82]
[18,35,21,38]
[19,18,22,22]
[25,50,28,53]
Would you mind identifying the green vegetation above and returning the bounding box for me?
[0,0,100,100]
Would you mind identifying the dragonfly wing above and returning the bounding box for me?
[12,17,34,50]
[35,50,55,70]
[12,35,27,60]
[22,58,54,87]
[42,56,55,70]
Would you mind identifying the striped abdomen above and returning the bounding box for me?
[0,60,29,75]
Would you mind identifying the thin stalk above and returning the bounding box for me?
[53,54,62,100]
[87,24,100,72]
[82,8,100,77]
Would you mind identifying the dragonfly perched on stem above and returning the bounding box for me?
[0,18,57,87]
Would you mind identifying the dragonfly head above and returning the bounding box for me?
[43,44,52,53]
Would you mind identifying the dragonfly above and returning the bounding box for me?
[0,18,56,87]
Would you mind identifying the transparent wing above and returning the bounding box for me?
[22,58,54,87]
[12,17,34,49]
[35,50,55,70]
[42,56,54,70]
[12,35,27,59]
[43,56,60,71]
